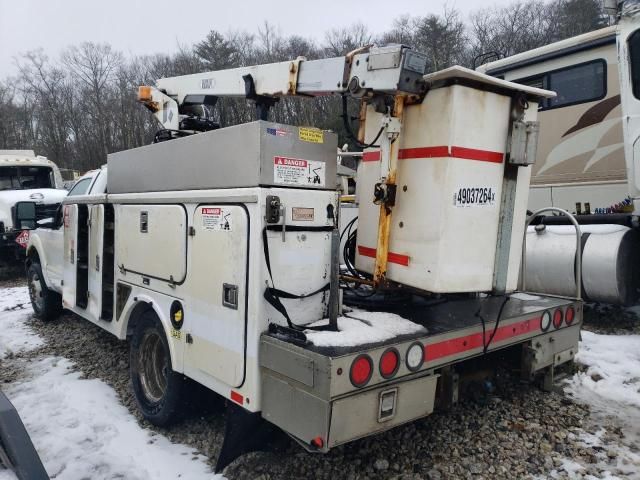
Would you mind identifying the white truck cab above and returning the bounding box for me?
[0,150,68,256]
[24,167,105,318]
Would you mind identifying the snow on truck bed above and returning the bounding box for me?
[0,287,223,480]
[304,311,427,347]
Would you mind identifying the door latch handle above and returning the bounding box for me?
[222,283,238,310]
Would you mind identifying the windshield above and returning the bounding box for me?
[0,166,54,190]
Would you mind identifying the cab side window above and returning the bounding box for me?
[67,178,92,196]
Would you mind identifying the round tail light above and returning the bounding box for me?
[406,342,424,371]
[379,348,400,379]
[565,306,575,325]
[541,310,551,332]
[350,354,373,387]
[553,309,563,329]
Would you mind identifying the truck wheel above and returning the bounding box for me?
[130,310,185,427]
[27,262,62,321]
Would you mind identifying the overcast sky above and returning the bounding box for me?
[0,0,514,76]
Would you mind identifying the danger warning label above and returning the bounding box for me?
[201,207,232,231]
[273,156,325,187]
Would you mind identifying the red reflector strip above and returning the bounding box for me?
[362,151,381,162]
[450,146,504,163]
[230,391,243,405]
[359,146,504,164]
[425,316,542,362]
[357,245,410,266]
[398,146,449,159]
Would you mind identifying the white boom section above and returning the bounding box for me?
[140,45,430,131]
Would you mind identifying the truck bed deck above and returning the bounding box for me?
[267,292,576,358]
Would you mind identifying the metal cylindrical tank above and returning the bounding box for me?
[524,224,640,305]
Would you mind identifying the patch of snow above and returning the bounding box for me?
[305,311,426,347]
[0,287,42,358]
[0,287,223,480]
[509,292,542,301]
[4,356,222,480]
[567,331,640,409]
[548,458,585,478]
[0,468,17,480]
[564,331,640,478]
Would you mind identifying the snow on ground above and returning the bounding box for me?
[510,292,542,301]
[0,287,224,480]
[305,311,426,347]
[0,287,42,358]
[559,331,640,479]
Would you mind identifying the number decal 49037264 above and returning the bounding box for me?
[453,187,496,207]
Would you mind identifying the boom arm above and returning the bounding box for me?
[138,45,428,130]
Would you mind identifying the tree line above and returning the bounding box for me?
[0,0,607,172]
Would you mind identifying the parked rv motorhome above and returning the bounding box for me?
[477,26,625,214]
[478,4,640,306]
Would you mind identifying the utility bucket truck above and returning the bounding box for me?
[477,1,640,305]
[21,45,581,472]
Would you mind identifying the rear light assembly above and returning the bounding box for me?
[565,306,575,325]
[406,342,424,371]
[379,348,400,379]
[350,354,373,387]
[540,310,551,332]
[553,309,563,329]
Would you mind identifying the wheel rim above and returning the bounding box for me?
[28,270,44,312]
[138,330,168,404]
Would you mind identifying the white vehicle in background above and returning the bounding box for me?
[0,150,67,257]
[476,2,640,306]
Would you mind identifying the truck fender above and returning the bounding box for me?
[25,237,52,289]
[122,294,183,373]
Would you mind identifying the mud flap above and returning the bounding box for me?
[215,401,279,473]
[0,390,49,479]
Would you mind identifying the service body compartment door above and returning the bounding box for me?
[62,204,78,309]
[185,205,248,387]
[87,204,104,320]
[115,205,187,282]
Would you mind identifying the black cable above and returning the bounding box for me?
[476,297,510,355]
[341,95,384,149]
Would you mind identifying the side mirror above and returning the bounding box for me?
[15,201,37,230]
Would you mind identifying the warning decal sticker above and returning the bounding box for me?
[201,207,233,231]
[273,156,325,187]
[298,127,324,144]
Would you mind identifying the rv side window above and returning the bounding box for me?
[629,29,640,100]
[514,60,606,110]
[547,60,606,109]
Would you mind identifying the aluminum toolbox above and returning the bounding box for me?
[107,121,337,193]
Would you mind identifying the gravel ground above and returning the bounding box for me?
[1,279,638,479]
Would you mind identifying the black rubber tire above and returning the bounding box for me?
[129,310,185,427]
[27,262,62,321]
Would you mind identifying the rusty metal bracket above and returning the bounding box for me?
[373,95,405,286]
[287,58,304,95]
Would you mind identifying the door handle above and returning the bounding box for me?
[222,283,238,310]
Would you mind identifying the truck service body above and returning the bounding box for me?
[22,45,582,470]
